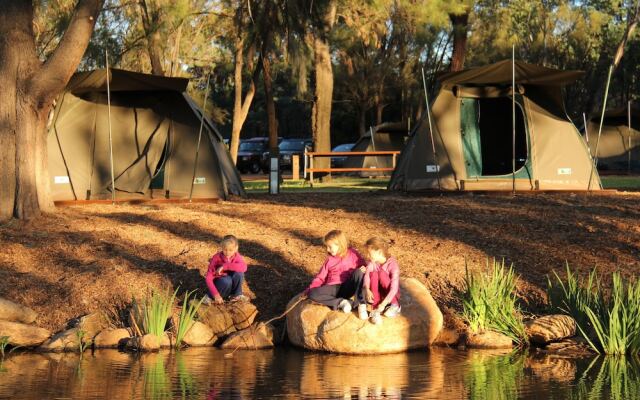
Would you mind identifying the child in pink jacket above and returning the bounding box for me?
[205,235,248,304]
[361,237,401,324]
[305,230,367,313]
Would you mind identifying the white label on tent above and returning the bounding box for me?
[193,177,206,184]
[426,165,440,173]
[54,176,70,184]
[557,168,572,175]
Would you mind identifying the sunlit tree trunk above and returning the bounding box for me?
[449,12,469,72]
[262,53,279,156]
[0,0,102,221]
[139,0,165,76]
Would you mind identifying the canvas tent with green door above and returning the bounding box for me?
[48,69,245,201]
[389,60,601,191]
[344,121,409,176]
[586,105,640,172]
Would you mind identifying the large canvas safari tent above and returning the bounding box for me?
[345,122,409,176]
[48,69,244,201]
[389,60,601,191]
[586,104,639,172]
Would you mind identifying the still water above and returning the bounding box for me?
[0,347,639,399]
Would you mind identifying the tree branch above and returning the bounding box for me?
[33,0,103,102]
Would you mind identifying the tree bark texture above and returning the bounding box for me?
[262,54,279,155]
[229,38,262,164]
[449,12,469,72]
[139,0,165,76]
[0,0,102,220]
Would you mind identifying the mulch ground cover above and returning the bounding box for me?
[1,191,639,332]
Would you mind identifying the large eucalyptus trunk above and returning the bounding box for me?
[312,35,334,174]
[139,0,165,76]
[449,12,469,72]
[0,0,102,221]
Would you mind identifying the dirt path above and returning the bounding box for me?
[1,191,639,331]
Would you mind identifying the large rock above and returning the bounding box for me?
[197,301,258,338]
[94,328,131,348]
[72,313,109,339]
[525,315,576,345]
[465,330,513,349]
[432,328,462,347]
[181,321,216,347]
[286,278,443,354]
[0,320,50,347]
[125,334,161,352]
[0,298,38,324]
[220,322,274,350]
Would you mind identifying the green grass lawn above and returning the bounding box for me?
[242,175,640,193]
[601,175,640,190]
[243,177,390,193]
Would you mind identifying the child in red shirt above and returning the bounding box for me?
[205,235,248,304]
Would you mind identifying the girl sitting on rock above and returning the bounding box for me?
[361,237,401,324]
[205,235,248,304]
[304,230,367,313]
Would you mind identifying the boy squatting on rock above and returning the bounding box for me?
[204,235,249,304]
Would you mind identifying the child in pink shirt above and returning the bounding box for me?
[305,230,367,313]
[361,237,401,324]
[205,235,248,304]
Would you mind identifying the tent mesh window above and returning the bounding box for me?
[461,96,528,177]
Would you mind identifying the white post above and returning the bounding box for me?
[106,50,116,204]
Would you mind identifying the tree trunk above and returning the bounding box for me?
[139,0,165,76]
[312,35,334,176]
[0,0,102,221]
[229,39,262,164]
[449,12,469,72]
[262,54,279,156]
[357,102,367,138]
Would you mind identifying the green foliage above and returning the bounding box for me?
[549,265,640,355]
[132,288,178,337]
[462,259,527,345]
[547,263,602,329]
[174,290,205,349]
[0,336,10,360]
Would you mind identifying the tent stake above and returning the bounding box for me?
[106,50,116,205]
[512,45,516,194]
[588,65,613,191]
[189,74,211,202]
[421,67,441,190]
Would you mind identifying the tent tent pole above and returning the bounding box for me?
[512,45,516,194]
[106,50,116,204]
[189,74,211,202]
[629,100,632,175]
[588,65,613,191]
[583,113,590,149]
[369,125,380,170]
[421,67,441,190]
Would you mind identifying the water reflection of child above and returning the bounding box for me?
[205,235,248,304]
[362,237,401,324]
[304,230,367,313]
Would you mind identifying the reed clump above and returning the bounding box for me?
[131,288,178,337]
[548,265,640,355]
[462,259,527,345]
[174,290,205,349]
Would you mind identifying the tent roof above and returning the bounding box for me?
[438,60,584,87]
[67,68,189,94]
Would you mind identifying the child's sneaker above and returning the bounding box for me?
[358,304,368,320]
[229,294,249,303]
[338,299,352,313]
[383,304,401,318]
[369,310,382,325]
[202,295,213,305]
